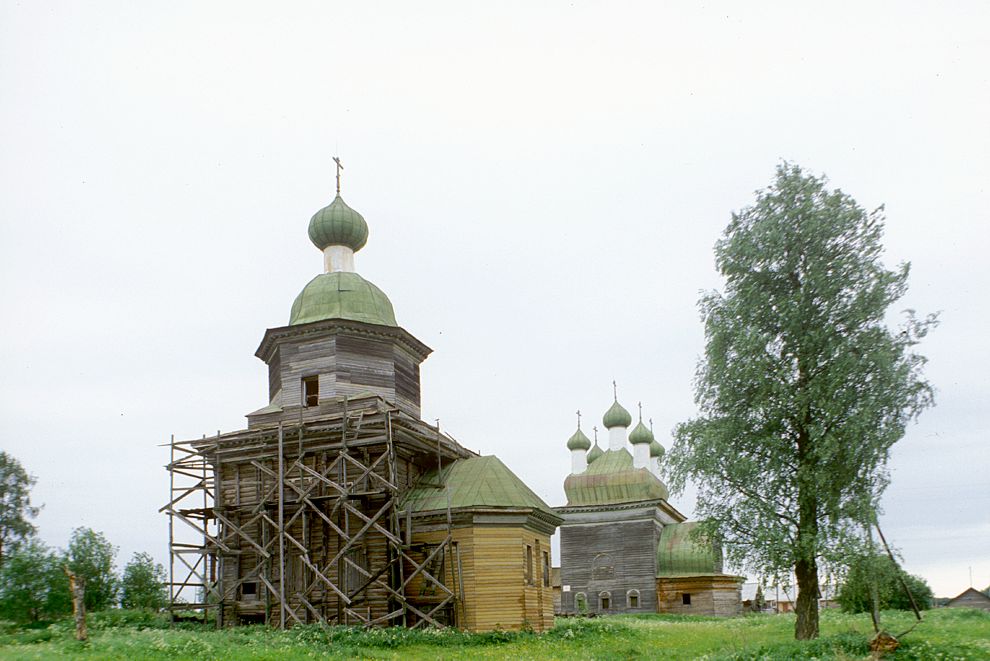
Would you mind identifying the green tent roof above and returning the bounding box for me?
[656,522,723,577]
[563,449,670,506]
[289,271,397,327]
[400,456,555,517]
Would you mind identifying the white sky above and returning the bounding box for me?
[1,1,987,598]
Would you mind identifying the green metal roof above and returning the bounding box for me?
[585,447,633,474]
[289,272,397,327]
[566,428,592,451]
[587,443,604,464]
[602,400,632,429]
[563,449,670,506]
[656,522,723,577]
[400,456,555,517]
[629,421,653,445]
[308,195,369,251]
[649,439,665,458]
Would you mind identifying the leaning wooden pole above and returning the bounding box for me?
[875,522,923,621]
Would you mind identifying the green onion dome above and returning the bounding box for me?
[587,443,604,464]
[629,421,653,445]
[567,428,592,451]
[602,400,632,429]
[650,439,665,459]
[308,195,369,251]
[289,272,396,326]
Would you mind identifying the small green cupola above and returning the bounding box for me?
[603,400,632,429]
[567,428,591,451]
[650,439,665,459]
[629,421,652,445]
[308,195,369,252]
[587,425,604,464]
[630,402,654,445]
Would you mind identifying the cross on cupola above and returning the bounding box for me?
[333,156,344,195]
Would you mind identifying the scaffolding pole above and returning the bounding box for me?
[163,400,462,629]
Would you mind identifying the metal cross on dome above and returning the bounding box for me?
[333,156,344,195]
[576,410,582,428]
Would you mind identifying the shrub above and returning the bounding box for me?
[64,528,118,611]
[120,553,167,610]
[837,554,933,613]
[0,538,70,623]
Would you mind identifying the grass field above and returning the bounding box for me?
[1,607,988,660]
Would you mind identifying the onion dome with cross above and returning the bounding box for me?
[289,158,397,327]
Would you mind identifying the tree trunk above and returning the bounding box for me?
[63,567,87,642]
[794,472,820,640]
[794,554,820,640]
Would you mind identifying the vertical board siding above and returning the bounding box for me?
[559,517,659,614]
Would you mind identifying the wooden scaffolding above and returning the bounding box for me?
[162,396,468,629]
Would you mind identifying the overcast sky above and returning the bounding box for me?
[1,1,987,598]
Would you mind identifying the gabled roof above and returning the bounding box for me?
[946,587,990,607]
[400,455,556,518]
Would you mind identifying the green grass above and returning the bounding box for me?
[0,608,987,660]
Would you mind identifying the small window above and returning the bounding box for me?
[542,551,551,588]
[303,376,319,407]
[241,581,257,599]
[682,593,692,605]
[599,591,611,611]
[525,545,534,585]
[627,589,640,609]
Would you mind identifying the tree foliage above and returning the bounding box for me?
[666,164,936,639]
[0,538,70,622]
[120,552,167,610]
[837,553,933,613]
[65,527,118,611]
[0,451,40,565]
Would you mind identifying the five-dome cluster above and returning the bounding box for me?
[563,389,669,507]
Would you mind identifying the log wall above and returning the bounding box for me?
[411,524,554,632]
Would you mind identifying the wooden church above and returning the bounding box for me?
[555,397,743,616]
[164,165,560,632]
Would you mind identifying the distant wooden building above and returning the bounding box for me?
[945,587,990,611]
[164,175,559,632]
[555,401,743,617]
